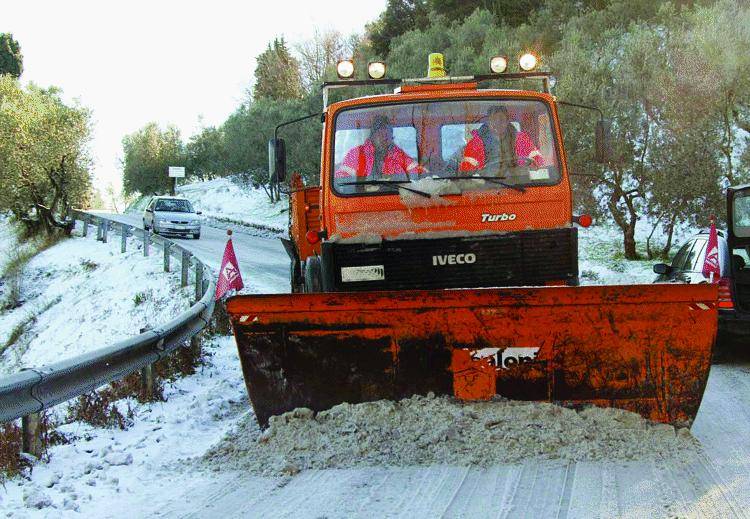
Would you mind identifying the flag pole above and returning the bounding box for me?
[710,215,715,284]
[215,227,244,301]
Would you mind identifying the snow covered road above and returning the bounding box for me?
[62,212,750,518]
[99,212,290,294]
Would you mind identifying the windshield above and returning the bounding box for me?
[154,199,194,213]
[332,99,560,196]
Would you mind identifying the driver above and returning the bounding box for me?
[458,106,544,172]
[335,115,422,178]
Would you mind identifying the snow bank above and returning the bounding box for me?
[0,216,16,273]
[578,224,659,285]
[0,337,248,517]
[0,222,192,373]
[127,176,289,234]
[201,394,699,476]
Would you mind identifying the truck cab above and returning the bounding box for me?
[280,59,597,293]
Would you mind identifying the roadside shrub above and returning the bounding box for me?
[133,291,149,306]
[0,422,25,482]
[80,259,98,272]
[68,392,134,430]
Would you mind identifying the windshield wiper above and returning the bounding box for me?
[442,175,526,193]
[339,179,432,198]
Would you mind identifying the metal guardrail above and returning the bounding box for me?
[0,211,216,446]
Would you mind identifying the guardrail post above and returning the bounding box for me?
[143,229,150,257]
[181,252,190,287]
[163,242,171,272]
[102,220,108,243]
[96,221,103,241]
[195,262,204,301]
[121,224,128,253]
[83,218,89,237]
[22,412,43,459]
[140,364,155,401]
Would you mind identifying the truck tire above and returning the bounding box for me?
[304,257,323,293]
[290,260,304,293]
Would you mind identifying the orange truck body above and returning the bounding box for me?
[229,80,717,428]
[291,86,570,253]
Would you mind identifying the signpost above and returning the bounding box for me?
[168,166,185,195]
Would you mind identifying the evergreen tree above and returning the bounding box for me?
[0,33,23,78]
[252,38,304,101]
[367,0,430,58]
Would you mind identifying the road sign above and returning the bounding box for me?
[168,166,186,178]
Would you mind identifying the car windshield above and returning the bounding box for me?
[154,199,194,213]
[332,99,560,196]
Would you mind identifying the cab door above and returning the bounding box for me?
[727,185,750,311]
[728,185,750,249]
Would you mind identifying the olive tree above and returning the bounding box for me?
[0,76,92,234]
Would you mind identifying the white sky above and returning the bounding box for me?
[2,0,385,193]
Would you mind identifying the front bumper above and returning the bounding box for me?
[154,222,200,235]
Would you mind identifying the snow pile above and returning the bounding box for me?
[0,222,192,373]
[202,394,699,476]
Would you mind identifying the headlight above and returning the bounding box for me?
[490,56,508,74]
[367,61,386,79]
[519,53,538,71]
[337,59,355,79]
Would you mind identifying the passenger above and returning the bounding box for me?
[457,106,544,173]
[335,115,422,178]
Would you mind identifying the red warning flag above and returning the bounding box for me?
[215,230,244,300]
[702,217,720,283]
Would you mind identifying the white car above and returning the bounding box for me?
[143,196,202,239]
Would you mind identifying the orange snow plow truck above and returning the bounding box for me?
[227,53,717,427]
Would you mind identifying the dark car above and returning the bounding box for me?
[653,186,750,349]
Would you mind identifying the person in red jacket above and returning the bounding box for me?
[457,106,544,173]
[335,115,422,178]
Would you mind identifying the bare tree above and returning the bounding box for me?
[295,29,346,91]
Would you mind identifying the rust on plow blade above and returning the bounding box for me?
[226,284,717,428]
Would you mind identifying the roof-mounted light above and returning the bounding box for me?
[490,56,508,74]
[519,53,538,71]
[427,53,447,78]
[336,59,355,79]
[368,61,386,80]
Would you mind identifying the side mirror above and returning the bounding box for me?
[653,263,672,275]
[268,138,287,183]
[196,211,202,215]
[595,119,613,164]
[146,208,153,213]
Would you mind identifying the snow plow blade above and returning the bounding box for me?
[227,284,717,428]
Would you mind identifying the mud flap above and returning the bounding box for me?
[227,284,717,427]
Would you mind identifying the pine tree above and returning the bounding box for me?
[252,38,304,101]
[0,33,23,78]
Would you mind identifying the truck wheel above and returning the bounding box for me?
[304,257,323,293]
[291,260,303,293]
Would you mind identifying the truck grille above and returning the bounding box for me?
[323,228,578,291]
